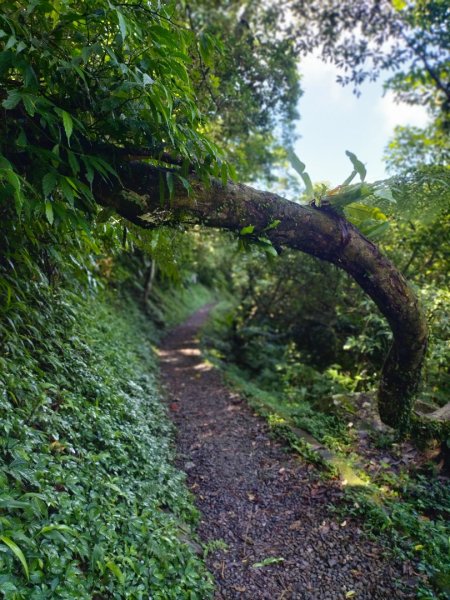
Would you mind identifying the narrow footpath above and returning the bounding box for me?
[159,307,417,600]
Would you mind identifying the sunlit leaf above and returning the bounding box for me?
[106,560,125,585]
[45,200,54,224]
[117,11,127,40]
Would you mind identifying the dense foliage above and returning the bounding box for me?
[0,262,215,598]
[1,0,449,598]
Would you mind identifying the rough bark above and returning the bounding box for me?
[94,162,428,430]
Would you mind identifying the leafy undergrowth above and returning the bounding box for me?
[201,302,450,600]
[0,288,214,599]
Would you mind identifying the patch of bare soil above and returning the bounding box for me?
[159,306,418,600]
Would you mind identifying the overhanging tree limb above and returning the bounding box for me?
[95,161,428,430]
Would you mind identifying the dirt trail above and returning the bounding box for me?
[159,306,417,600]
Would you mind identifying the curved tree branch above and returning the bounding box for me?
[94,162,428,430]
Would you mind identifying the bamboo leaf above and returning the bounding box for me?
[45,200,54,225]
[61,111,73,144]
[166,171,174,199]
[117,12,127,41]
[106,560,125,585]
[42,172,57,197]
[0,536,29,580]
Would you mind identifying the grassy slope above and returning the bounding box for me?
[0,285,214,599]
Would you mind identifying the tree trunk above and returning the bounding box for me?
[94,162,428,430]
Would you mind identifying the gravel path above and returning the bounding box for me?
[159,306,418,600]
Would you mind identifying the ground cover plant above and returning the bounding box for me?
[0,275,214,598]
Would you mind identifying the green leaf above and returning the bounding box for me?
[287,150,313,197]
[373,186,395,203]
[228,163,237,181]
[345,151,366,182]
[2,90,21,110]
[342,170,357,186]
[177,174,191,193]
[5,35,16,51]
[60,110,73,144]
[199,33,215,67]
[0,536,29,580]
[263,219,281,231]
[221,163,228,186]
[0,498,30,509]
[344,203,389,239]
[166,171,174,199]
[301,172,314,198]
[252,556,284,568]
[264,245,278,257]
[326,183,371,209]
[45,200,54,225]
[39,524,76,536]
[67,151,80,175]
[16,129,27,147]
[16,40,26,54]
[287,149,306,176]
[42,172,57,197]
[344,203,387,222]
[362,220,390,239]
[0,164,24,214]
[240,225,255,235]
[143,73,154,86]
[117,12,127,41]
[105,560,125,585]
[21,94,37,117]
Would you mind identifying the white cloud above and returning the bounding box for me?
[299,54,350,104]
[299,53,338,80]
[378,91,430,131]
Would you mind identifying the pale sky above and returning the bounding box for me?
[293,54,430,186]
